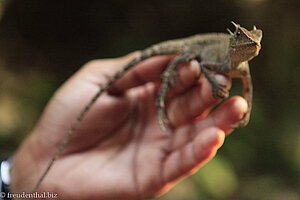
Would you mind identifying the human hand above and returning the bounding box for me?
[10,52,247,200]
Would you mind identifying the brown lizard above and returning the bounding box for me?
[32,21,262,192]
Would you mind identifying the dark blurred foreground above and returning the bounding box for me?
[0,0,299,199]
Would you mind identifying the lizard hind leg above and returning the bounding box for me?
[155,54,195,131]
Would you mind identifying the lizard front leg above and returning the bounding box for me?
[201,61,252,127]
[199,62,230,98]
[156,54,196,131]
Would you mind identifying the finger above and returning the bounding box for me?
[107,53,175,93]
[195,96,248,135]
[162,127,224,184]
[169,96,247,151]
[168,74,231,127]
[83,52,202,95]
[78,52,142,83]
[108,56,201,95]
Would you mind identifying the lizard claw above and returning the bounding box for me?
[157,104,171,132]
[158,112,171,131]
[237,117,249,128]
[230,114,250,129]
[158,118,167,132]
[212,83,229,99]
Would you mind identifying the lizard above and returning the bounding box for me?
[32,21,262,192]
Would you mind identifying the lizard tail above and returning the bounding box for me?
[31,50,156,193]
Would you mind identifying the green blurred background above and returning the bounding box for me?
[0,0,299,199]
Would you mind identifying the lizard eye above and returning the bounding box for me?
[236,31,241,36]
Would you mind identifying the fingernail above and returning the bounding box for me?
[190,60,201,78]
[234,97,248,115]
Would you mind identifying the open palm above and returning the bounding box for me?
[10,53,247,200]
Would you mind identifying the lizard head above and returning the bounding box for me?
[227,21,262,63]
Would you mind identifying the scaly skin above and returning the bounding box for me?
[32,22,262,192]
